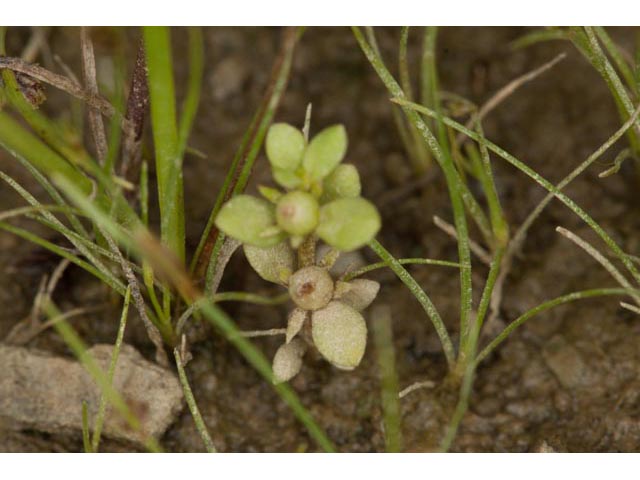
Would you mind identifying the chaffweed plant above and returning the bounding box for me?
[1,25,639,453]
[0,26,335,452]
[352,26,640,451]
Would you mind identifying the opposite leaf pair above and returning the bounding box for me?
[215,122,381,252]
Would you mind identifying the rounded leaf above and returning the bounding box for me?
[273,167,302,189]
[312,301,367,370]
[266,123,305,171]
[288,266,334,311]
[244,242,295,284]
[317,197,381,251]
[276,191,319,236]
[215,195,284,247]
[335,279,380,311]
[321,164,361,203]
[302,124,347,180]
[272,339,306,383]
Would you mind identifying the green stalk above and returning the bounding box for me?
[174,348,216,453]
[91,287,131,452]
[475,288,637,365]
[354,27,472,365]
[143,26,185,263]
[369,239,455,368]
[371,305,403,452]
[394,98,640,285]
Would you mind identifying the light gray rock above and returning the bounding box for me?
[0,343,183,447]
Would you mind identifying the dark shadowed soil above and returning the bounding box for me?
[1,26,639,452]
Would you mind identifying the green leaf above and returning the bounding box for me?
[321,163,361,202]
[266,123,306,170]
[244,242,295,284]
[317,197,381,251]
[302,124,348,180]
[273,167,303,189]
[311,301,367,370]
[215,195,284,247]
[275,191,320,236]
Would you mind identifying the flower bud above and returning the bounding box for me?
[316,197,381,251]
[272,339,306,384]
[266,123,305,171]
[276,191,319,236]
[244,242,295,285]
[288,266,334,311]
[302,124,347,180]
[215,195,284,247]
[321,164,361,203]
[311,301,367,370]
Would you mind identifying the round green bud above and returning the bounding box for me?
[316,197,381,251]
[215,195,284,247]
[288,266,334,311]
[321,163,361,203]
[302,124,348,180]
[311,301,367,370]
[276,191,319,236]
[266,123,306,171]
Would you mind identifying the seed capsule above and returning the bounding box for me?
[288,266,334,311]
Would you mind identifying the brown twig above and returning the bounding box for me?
[0,55,117,118]
[80,27,108,165]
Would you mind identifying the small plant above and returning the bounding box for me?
[215,119,381,381]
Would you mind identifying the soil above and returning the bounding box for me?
[1,26,640,452]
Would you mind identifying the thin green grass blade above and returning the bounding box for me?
[368,239,455,367]
[173,348,216,453]
[475,288,637,365]
[343,257,460,281]
[47,303,162,453]
[143,26,185,263]
[394,98,640,285]
[53,173,336,452]
[371,305,403,452]
[353,27,472,363]
[91,287,131,452]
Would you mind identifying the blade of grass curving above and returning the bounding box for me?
[191,26,300,282]
[368,239,455,368]
[510,28,569,50]
[556,226,640,306]
[353,26,473,359]
[0,112,93,194]
[393,98,640,285]
[0,221,124,295]
[475,288,637,366]
[143,26,185,263]
[371,305,403,453]
[343,257,460,281]
[53,174,336,452]
[46,303,162,453]
[174,347,216,453]
[91,287,131,452]
[593,27,637,97]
